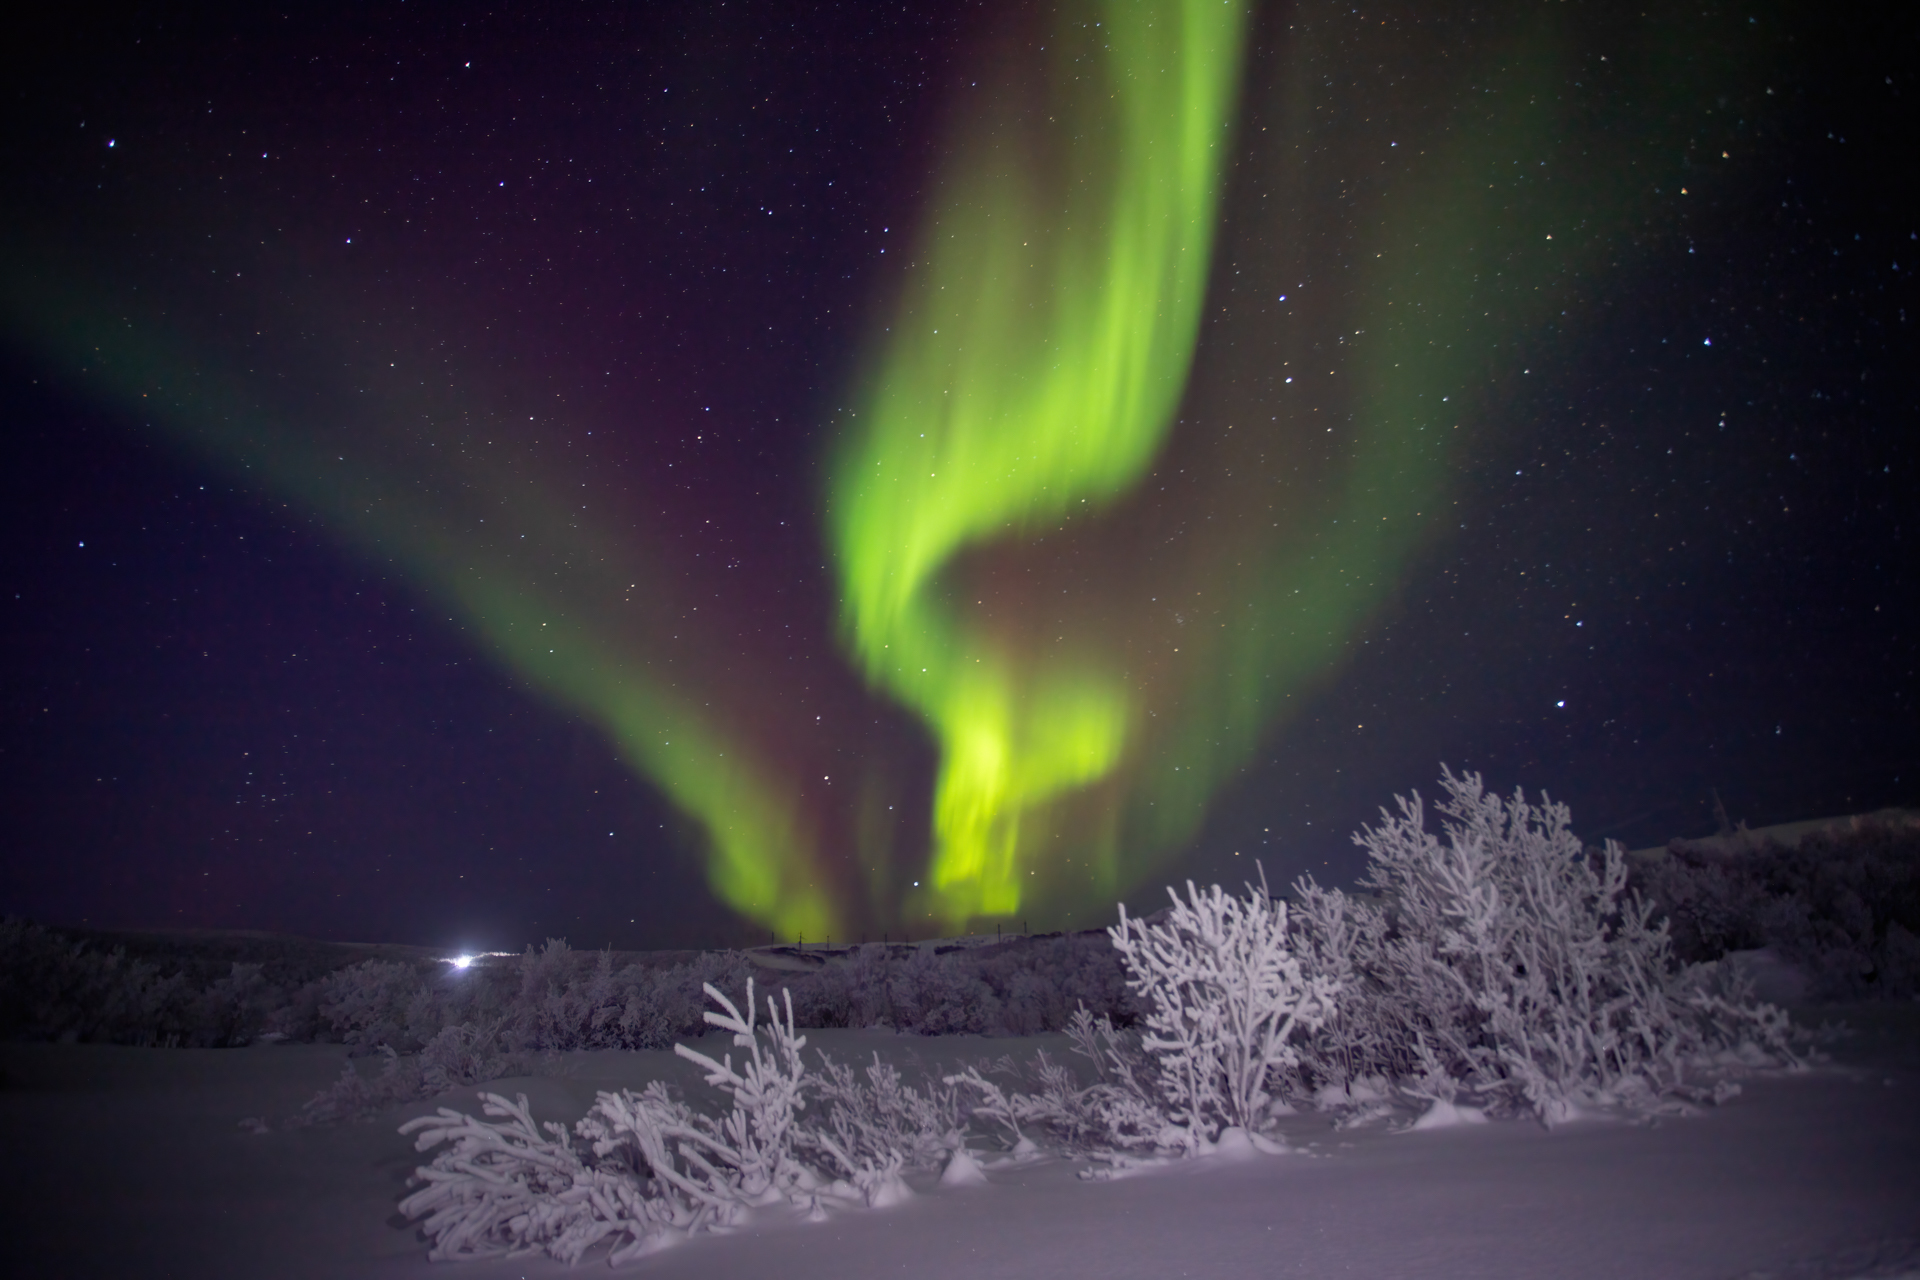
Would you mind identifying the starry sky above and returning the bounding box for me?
[1,0,1911,953]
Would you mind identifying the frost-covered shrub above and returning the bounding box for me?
[399,979,929,1265]
[1289,767,1795,1124]
[884,947,1004,1035]
[316,959,444,1052]
[996,967,1060,1036]
[397,1091,662,1264]
[947,881,1335,1160]
[284,1019,554,1129]
[1283,878,1395,1101]
[810,1049,963,1169]
[1632,817,1920,1000]
[946,1006,1174,1156]
[0,918,242,1046]
[291,1048,414,1128]
[6,914,1141,1055]
[507,940,694,1051]
[784,954,863,1029]
[974,933,1138,1034]
[308,941,765,1059]
[267,948,787,1126]
[510,939,605,1050]
[188,962,277,1047]
[1059,1006,1176,1145]
[1108,875,1337,1147]
[1629,848,1772,963]
[781,933,1136,1037]
[660,980,816,1204]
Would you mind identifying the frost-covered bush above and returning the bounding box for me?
[809,1049,963,1170]
[0,918,277,1046]
[1108,874,1337,1147]
[1285,877,1393,1099]
[277,946,776,1126]
[191,962,279,1048]
[657,980,816,1205]
[398,979,933,1264]
[293,937,1113,1129]
[389,772,1821,1265]
[946,1006,1172,1156]
[5,913,1138,1060]
[1288,767,1795,1124]
[503,939,752,1050]
[511,939,614,1050]
[883,946,1004,1035]
[1632,817,1920,1000]
[950,933,1136,1034]
[287,1019,556,1128]
[397,1090,661,1264]
[1628,847,1772,963]
[943,877,1336,1160]
[398,978,814,1263]
[618,935,1132,1042]
[295,941,761,1059]
[651,952,759,1039]
[317,959,444,1052]
[769,934,1133,1037]
[781,951,869,1029]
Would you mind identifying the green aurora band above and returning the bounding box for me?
[1,267,845,941]
[2,2,1727,937]
[830,0,1253,926]
[830,2,1688,931]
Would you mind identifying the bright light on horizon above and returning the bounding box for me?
[442,951,514,971]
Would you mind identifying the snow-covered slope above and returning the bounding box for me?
[3,1012,1916,1280]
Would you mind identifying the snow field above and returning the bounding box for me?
[5,1023,1916,1279]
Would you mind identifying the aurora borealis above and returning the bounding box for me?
[2,1,1911,950]
[831,0,1251,924]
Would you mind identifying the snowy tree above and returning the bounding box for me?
[397,1091,665,1264]
[1290,766,1797,1125]
[808,1049,964,1170]
[1107,870,1338,1147]
[398,977,929,1264]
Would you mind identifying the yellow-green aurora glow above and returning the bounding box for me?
[1,2,1692,937]
[824,3,1636,931]
[828,0,1253,926]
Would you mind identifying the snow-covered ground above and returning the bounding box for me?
[4,1008,1917,1280]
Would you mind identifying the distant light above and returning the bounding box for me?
[1556,700,1566,708]
[444,950,512,969]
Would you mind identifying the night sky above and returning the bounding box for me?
[2,1,1910,953]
